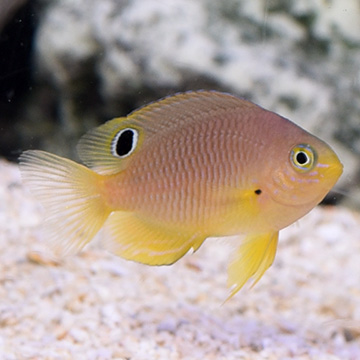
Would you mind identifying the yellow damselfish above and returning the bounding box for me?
[19,91,343,298]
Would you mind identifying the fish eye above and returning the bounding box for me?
[290,144,316,172]
[111,128,138,158]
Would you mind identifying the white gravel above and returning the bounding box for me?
[1,158,360,360]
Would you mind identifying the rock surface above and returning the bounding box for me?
[2,160,360,359]
[0,0,28,32]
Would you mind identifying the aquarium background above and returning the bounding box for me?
[1,1,360,359]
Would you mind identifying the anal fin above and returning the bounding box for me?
[227,232,279,300]
[101,211,206,265]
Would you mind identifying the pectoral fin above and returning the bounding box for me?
[227,232,279,300]
[101,211,206,265]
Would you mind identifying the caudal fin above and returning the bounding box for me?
[19,150,112,256]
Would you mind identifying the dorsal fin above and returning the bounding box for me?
[77,116,143,174]
[126,90,256,132]
[77,91,258,174]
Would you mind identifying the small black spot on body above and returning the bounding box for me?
[254,189,262,195]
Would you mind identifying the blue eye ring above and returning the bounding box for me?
[290,144,316,173]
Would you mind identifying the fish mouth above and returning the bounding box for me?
[268,160,343,208]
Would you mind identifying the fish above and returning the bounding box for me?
[19,90,343,299]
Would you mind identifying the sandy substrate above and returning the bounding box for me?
[1,158,360,360]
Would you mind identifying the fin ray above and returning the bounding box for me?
[77,117,139,174]
[227,232,279,300]
[19,150,111,256]
[77,91,257,175]
[101,211,205,265]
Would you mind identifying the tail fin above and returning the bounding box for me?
[19,150,112,257]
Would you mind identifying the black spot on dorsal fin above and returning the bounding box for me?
[112,128,138,158]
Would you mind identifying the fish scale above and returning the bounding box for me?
[19,90,343,298]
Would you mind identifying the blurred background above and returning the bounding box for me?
[1,0,359,205]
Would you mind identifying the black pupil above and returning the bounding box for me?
[116,129,134,156]
[296,151,308,165]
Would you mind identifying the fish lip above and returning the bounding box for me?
[267,161,343,207]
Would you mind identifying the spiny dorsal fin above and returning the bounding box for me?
[126,90,257,131]
[77,91,258,175]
